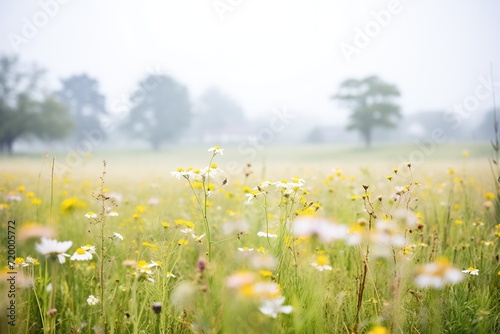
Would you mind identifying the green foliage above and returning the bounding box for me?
[333,75,401,147]
[55,74,107,142]
[33,97,75,142]
[0,55,74,153]
[122,74,191,150]
[195,87,246,132]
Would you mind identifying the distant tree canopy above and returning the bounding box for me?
[475,109,497,141]
[56,74,107,142]
[57,74,107,141]
[332,75,401,147]
[196,87,246,131]
[122,74,191,150]
[0,55,73,154]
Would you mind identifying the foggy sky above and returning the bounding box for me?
[1,0,499,127]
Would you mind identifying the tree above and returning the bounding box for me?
[474,109,496,141]
[34,97,75,142]
[56,74,107,142]
[0,55,73,153]
[332,75,401,147]
[122,74,191,150]
[196,87,246,131]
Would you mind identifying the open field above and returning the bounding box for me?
[1,142,499,333]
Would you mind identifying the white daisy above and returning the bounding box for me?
[192,233,206,242]
[170,168,189,180]
[259,297,293,318]
[208,146,224,155]
[70,245,95,261]
[462,267,479,275]
[254,181,272,191]
[246,193,256,203]
[201,164,223,178]
[310,255,333,271]
[84,211,97,218]
[180,228,194,235]
[257,231,278,238]
[113,232,124,240]
[35,238,73,264]
[87,295,99,306]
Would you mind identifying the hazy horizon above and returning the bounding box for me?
[1,0,499,129]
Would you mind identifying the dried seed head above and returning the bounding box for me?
[152,302,162,314]
[196,257,207,274]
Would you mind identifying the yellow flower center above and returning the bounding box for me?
[260,270,273,277]
[317,255,328,266]
[76,248,86,255]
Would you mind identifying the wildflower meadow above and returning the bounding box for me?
[1,143,499,333]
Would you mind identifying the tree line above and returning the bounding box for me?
[0,54,249,154]
[5,52,487,153]
[0,53,402,153]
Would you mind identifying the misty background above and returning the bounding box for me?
[0,0,499,153]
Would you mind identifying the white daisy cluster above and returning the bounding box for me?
[170,164,224,181]
[10,256,39,269]
[246,177,306,202]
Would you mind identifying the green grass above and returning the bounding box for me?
[0,142,499,333]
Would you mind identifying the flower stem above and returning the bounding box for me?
[97,160,107,329]
[188,178,212,262]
